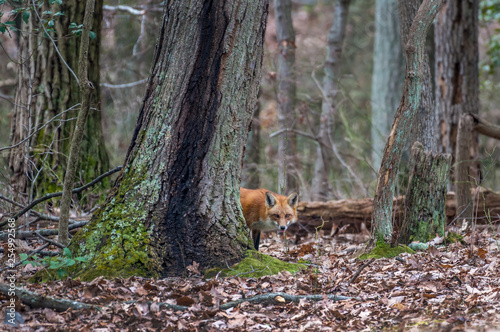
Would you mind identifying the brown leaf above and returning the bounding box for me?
[177,296,195,306]
[477,247,487,259]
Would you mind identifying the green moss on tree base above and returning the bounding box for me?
[205,250,306,278]
[359,239,415,260]
[67,164,162,281]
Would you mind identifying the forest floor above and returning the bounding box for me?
[1,222,500,331]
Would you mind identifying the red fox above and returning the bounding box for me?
[239,187,299,250]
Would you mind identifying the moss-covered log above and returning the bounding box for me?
[398,142,451,244]
[288,188,500,237]
[70,0,269,279]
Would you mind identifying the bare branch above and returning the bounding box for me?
[35,230,65,249]
[100,78,148,89]
[0,105,80,153]
[349,258,375,284]
[32,0,79,84]
[10,166,122,221]
[103,5,145,15]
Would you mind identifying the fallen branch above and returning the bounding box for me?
[0,282,99,312]
[218,292,358,311]
[125,292,359,312]
[0,221,89,241]
[0,195,79,229]
[289,189,500,236]
[0,283,357,313]
[349,258,375,284]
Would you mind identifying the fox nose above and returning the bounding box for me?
[279,226,286,231]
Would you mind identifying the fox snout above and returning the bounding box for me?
[279,225,287,231]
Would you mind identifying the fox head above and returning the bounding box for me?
[265,192,299,233]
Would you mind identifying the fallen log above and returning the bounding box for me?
[287,189,500,236]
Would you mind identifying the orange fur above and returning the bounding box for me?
[240,187,298,250]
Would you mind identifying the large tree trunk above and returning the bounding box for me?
[435,0,480,182]
[311,0,350,201]
[70,0,269,279]
[371,0,444,241]
[370,0,404,171]
[274,0,299,194]
[9,0,109,206]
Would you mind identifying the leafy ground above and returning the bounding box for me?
[1,225,500,331]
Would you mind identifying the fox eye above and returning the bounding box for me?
[273,214,280,219]
[285,214,291,219]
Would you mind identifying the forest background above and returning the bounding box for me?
[0,0,499,206]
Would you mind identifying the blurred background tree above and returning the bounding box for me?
[3,0,109,208]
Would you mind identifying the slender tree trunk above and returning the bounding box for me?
[311,0,350,201]
[455,114,474,225]
[9,0,109,206]
[371,0,404,171]
[59,0,96,247]
[371,0,444,242]
[435,0,480,182]
[70,0,269,279]
[399,0,437,152]
[274,0,298,194]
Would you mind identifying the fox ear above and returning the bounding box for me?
[287,193,299,207]
[265,192,277,208]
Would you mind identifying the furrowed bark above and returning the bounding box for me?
[371,0,445,241]
[398,142,451,244]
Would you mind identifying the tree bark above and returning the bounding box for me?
[8,0,109,206]
[371,0,404,171]
[274,0,299,194]
[435,0,480,182]
[311,0,350,201]
[70,0,269,279]
[399,0,437,152]
[371,0,444,241]
[398,142,451,244]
